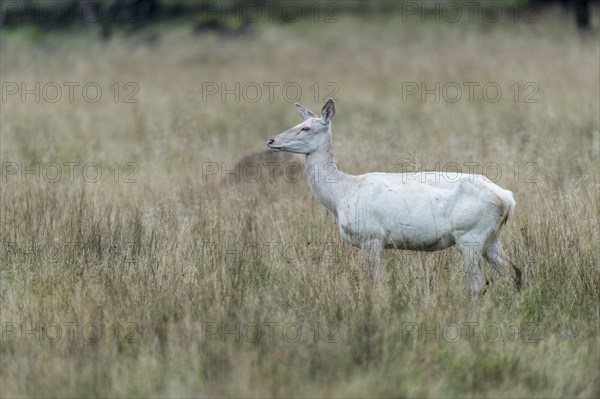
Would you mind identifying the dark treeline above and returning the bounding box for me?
[0,0,596,38]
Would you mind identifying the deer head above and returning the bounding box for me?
[267,99,335,154]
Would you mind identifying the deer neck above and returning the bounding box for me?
[304,134,351,218]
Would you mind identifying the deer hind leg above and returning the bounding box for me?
[457,240,489,301]
[483,240,522,288]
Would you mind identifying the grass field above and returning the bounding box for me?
[1,6,599,398]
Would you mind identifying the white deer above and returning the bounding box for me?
[267,99,521,300]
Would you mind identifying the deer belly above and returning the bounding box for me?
[336,199,456,250]
[379,204,456,251]
[385,232,455,251]
[337,219,455,251]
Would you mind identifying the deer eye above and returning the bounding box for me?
[301,127,310,132]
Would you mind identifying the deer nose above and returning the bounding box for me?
[267,139,275,146]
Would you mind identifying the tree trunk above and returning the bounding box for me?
[575,0,590,30]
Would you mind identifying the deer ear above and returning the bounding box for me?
[295,102,317,121]
[321,99,335,124]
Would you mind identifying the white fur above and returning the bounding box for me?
[267,100,521,299]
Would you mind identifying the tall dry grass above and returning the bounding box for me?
[1,8,599,398]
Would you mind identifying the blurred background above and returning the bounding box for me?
[0,0,598,35]
[1,1,599,398]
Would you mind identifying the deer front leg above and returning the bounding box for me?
[457,240,489,302]
[360,239,384,278]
